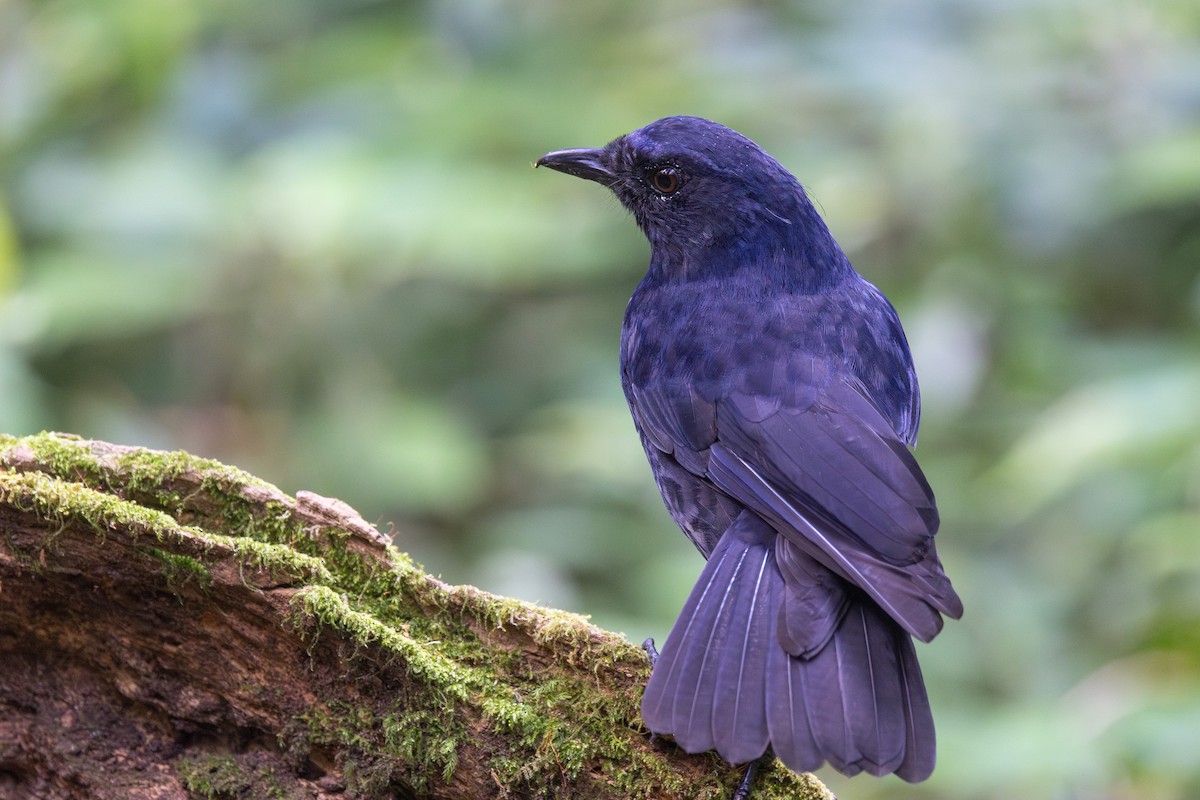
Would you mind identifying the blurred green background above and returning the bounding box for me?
[2,1,1198,798]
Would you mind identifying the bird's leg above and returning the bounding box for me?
[640,638,661,745]
[642,637,660,667]
[732,758,763,800]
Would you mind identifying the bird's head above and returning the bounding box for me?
[537,116,826,272]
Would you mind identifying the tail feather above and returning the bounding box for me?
[894,631,936,781]
[711,544,773,763]
[787,601,908,776]
[775,536,849,657]
[770,592,935,779]
[643,512,936,781]
[642,525,771,759]
[640,529,730,754]
[763,638,823,771]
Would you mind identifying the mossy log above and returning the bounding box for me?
[0,432,833,800]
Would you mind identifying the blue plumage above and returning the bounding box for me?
[538,116,960,783]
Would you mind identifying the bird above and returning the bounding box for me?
[536,116,961,783]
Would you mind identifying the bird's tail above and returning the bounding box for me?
[641,511,936,781]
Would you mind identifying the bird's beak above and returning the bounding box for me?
[535,148,612,184]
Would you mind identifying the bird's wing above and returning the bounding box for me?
[718,369,937,566]
[629,357,961,642]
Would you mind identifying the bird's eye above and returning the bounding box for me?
[650,167,681,195]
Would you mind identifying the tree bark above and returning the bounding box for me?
[0,432,833,800]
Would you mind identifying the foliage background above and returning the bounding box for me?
[1,1,1198,798]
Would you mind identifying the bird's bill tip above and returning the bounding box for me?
[534,148,612,183]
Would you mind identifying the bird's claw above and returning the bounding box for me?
[642,637,660,667]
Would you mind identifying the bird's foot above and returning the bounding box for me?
[733,757,765,800]
[642,637,660,667]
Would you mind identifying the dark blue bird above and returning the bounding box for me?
[537,116,961,782]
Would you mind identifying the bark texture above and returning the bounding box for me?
[0,432,833,800]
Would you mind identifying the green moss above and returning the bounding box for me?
[286,581,660,795]
[0,468,187,541]
[175,754,249,798]
[0,431,288,544]
[382,708,462,783]
[294,585,474,704]
[121,447,265,494]
[286,570,680,795]
[295,700,466,797]
[0,469,330,590]
[221,535,333,583]
[143,547,212,590]
[8,432,104,487]
[0,432,832,799]
[175,754,291,800]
